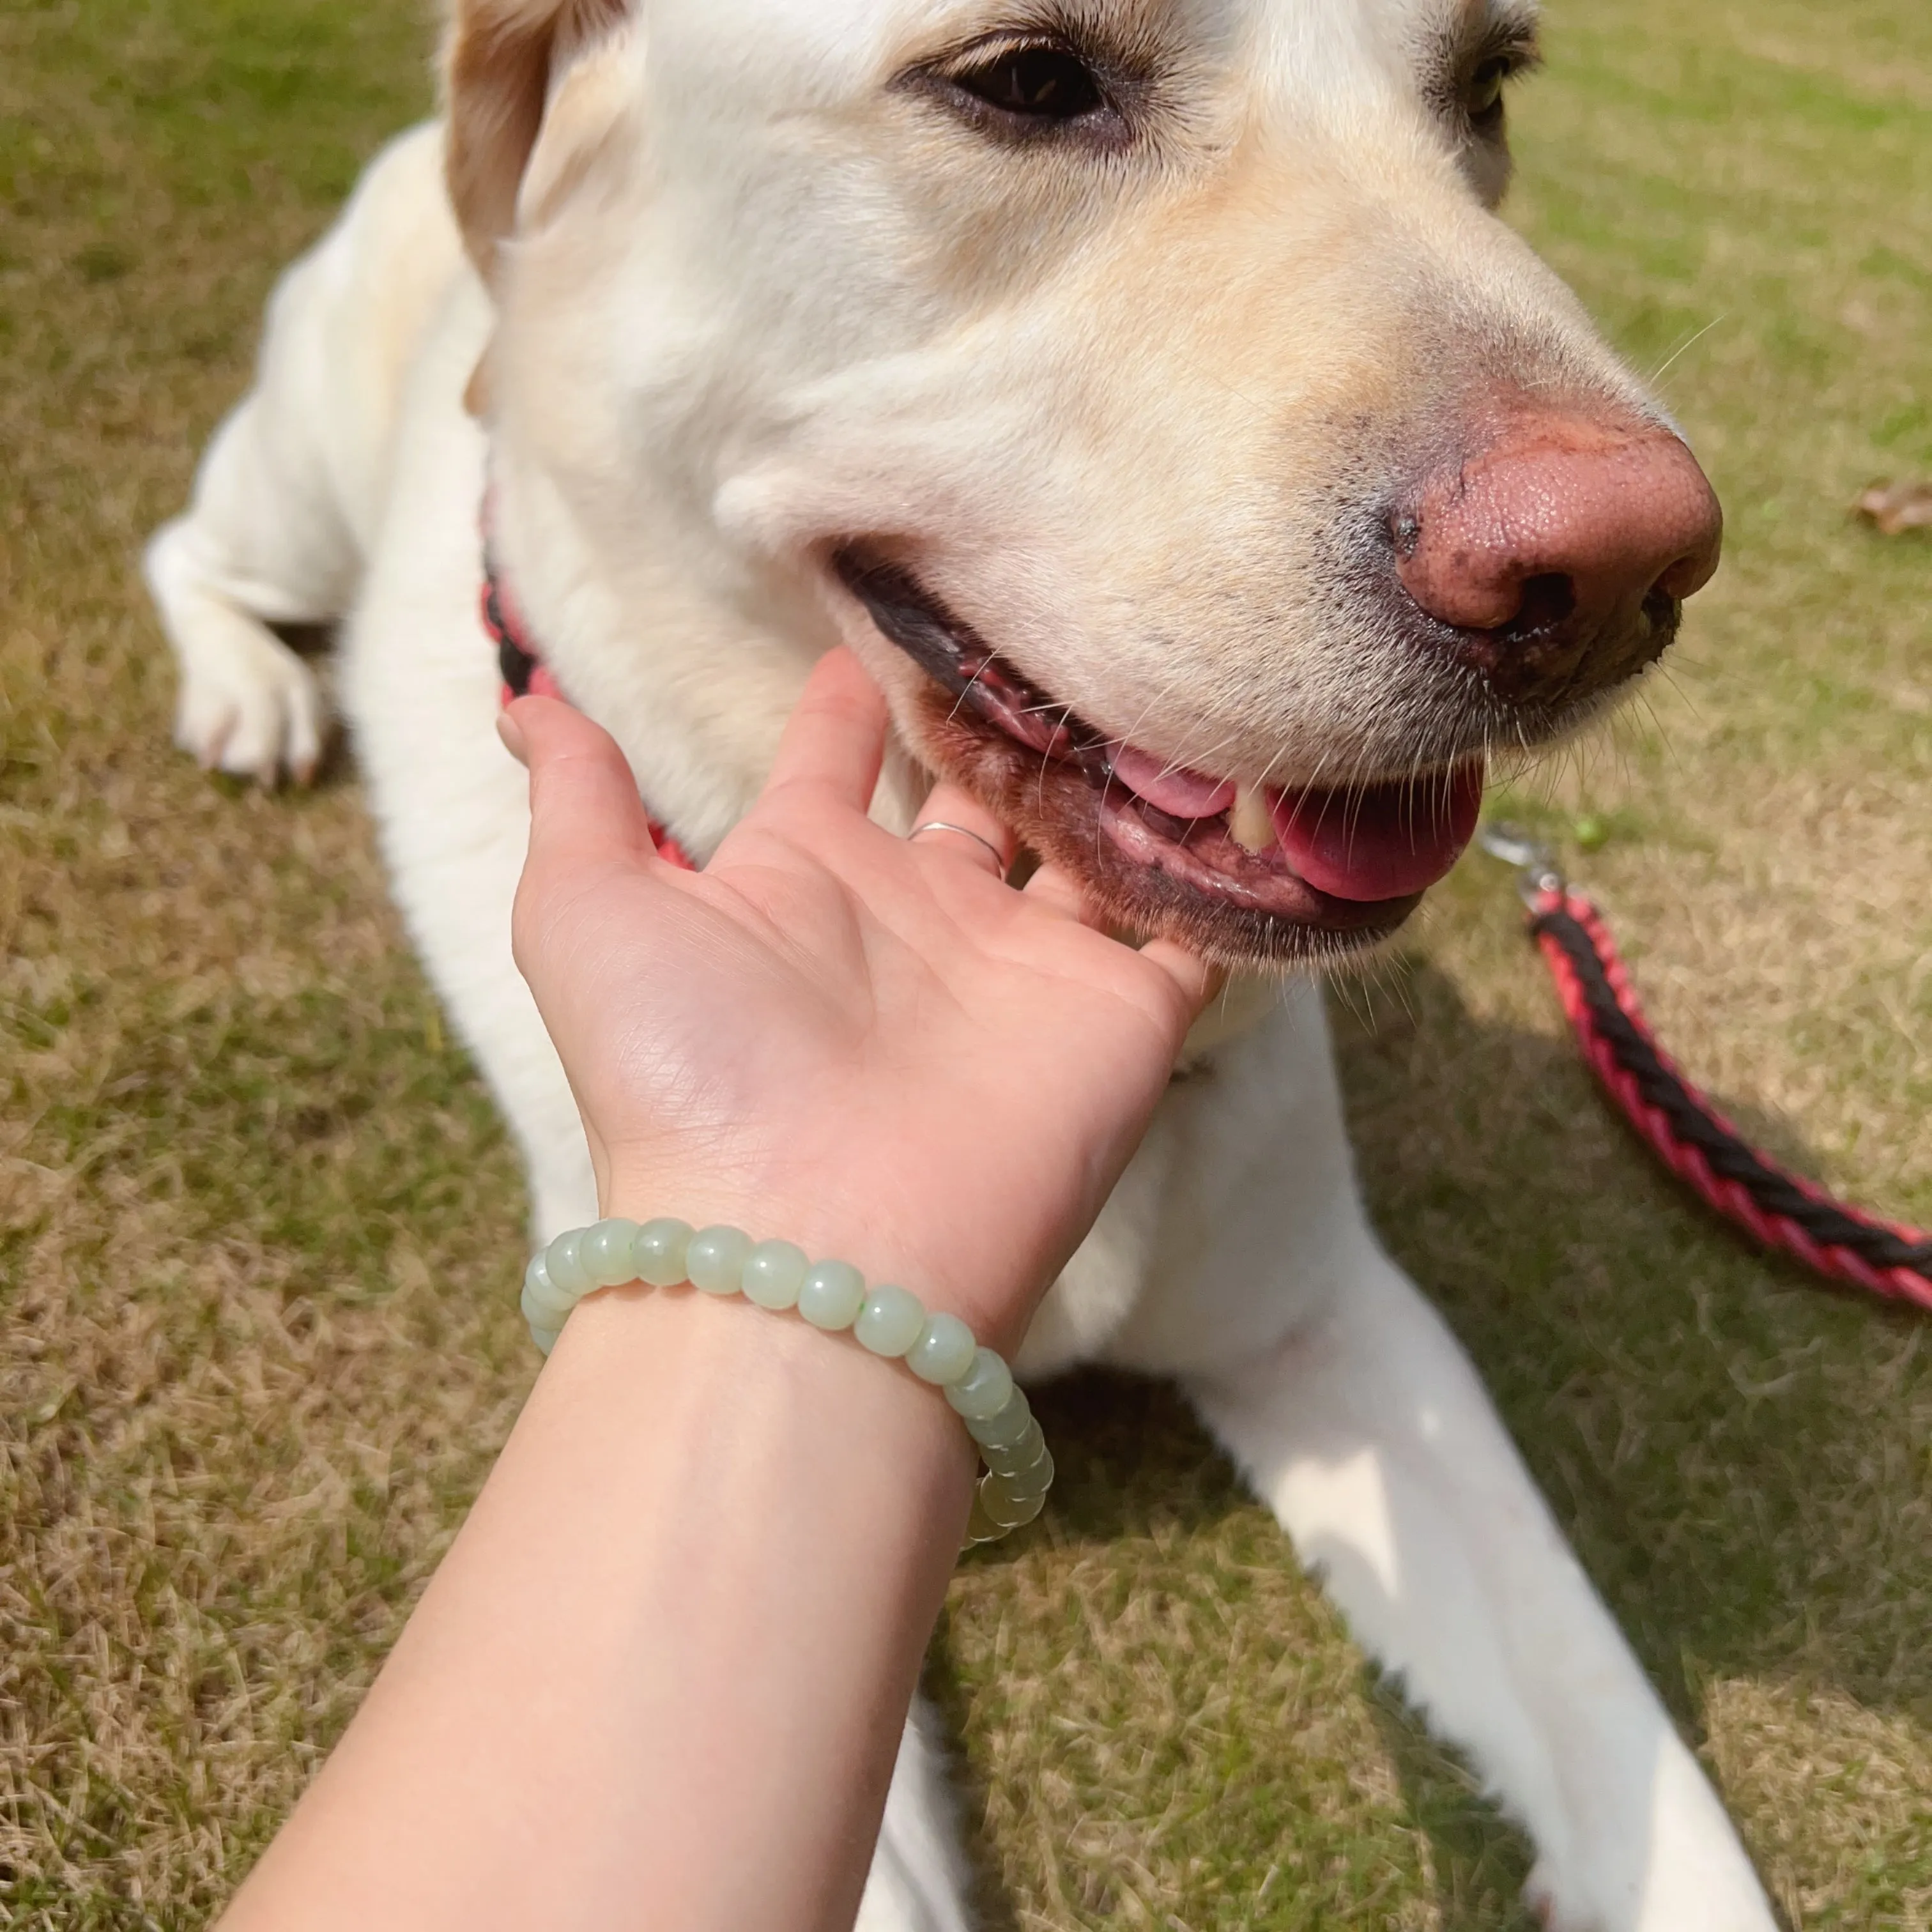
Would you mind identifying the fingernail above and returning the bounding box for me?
[496,708,529,765]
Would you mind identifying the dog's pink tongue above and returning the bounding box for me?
[1108,744,1237,819]
[1268,764,1485,901]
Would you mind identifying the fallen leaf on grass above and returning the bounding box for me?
[1852,479,1932,535]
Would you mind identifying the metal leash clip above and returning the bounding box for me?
[1477,822,1566,910]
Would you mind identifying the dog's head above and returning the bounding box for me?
[453,0,1721,968]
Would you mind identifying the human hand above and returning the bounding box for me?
[498,649,1215,1351]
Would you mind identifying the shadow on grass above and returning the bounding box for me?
[930,959,1921,1928]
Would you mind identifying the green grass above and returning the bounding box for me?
[3,1,1929,1926]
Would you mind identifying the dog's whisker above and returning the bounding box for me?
[1647,313,1728,386]
[946,659,993,726]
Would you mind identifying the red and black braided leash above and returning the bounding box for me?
[1484,830,1932,1314]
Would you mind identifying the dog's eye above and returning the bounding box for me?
[1458,39,1538,137]
[1465,56,1512,123]
[938,39,1117,133]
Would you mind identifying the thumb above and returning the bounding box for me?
[502,696,663,886]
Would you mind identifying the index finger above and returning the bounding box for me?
[763,648,889,809]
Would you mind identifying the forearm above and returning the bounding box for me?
[220,1278,974,1932]
[215,656,1197,1929]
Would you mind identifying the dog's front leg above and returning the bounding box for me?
[854,1698,977,1932]
[146,124,460,786]
[1186,1249,1776,1932]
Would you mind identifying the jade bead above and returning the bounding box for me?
[530,1324,561,1357]
[907,1312,976,1385]
[742,1238,808,1310]
[980,1475,1046,1529]
[521,1276,574,1334]
[965,1389,1033,1450]
[999,1448,1055,1501]
[854,1285,926,1358]
[582,1218,641,1287]
[982,1418,1046,1476]
[944,1348,1014,1421]
[631,1218,694,1289]
[521,1251,576,1328]
[686,1225,753,1295]
[798,1259,866,1331]
[962,1491,1003,1547]
[544,1229,593,1296]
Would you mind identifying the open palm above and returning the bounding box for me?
[503,650,1215,1348]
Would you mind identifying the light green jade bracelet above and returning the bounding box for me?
[521,1218,1052,1547]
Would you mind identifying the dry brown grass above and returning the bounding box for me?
[3,0,1928,1926]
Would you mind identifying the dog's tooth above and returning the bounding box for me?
[1230,783,1276,854]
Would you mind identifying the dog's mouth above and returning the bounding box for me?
[833,551,1483,966]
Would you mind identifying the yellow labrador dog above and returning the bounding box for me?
[148,2,1772,1924]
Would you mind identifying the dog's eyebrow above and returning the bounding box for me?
[1468,0,1542,57]
[916,0,1177,73]
[1427,0,1542,95]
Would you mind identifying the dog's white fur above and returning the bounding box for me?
[147,4,1777,1924]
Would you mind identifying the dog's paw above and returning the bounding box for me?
[1517,1727,1778,1932]
[1524,1845,1777,1932]
[1524,1859,1606,1932]
[174,627,327,786]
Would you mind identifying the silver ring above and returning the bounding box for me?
[908,820,1008,875]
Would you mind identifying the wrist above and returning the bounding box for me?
[598,1172,1041,1358]
[557,1283,973,1480]
[530,1208,1059,1546]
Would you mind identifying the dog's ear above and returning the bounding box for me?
[443,0,635,284]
